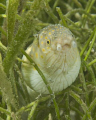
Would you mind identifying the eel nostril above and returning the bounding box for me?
[57,43,62,51]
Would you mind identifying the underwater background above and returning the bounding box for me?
[0,0,96,120]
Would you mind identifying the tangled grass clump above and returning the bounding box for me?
[0,0,96,120]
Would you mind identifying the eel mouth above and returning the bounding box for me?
[62,44,71,49]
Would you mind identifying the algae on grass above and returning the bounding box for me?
[0,0,96,120]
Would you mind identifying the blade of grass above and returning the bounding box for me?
[89,97,96,112]
[82,0,95,27]
[69,90,87,113]
[82,97,96,120]
[7,0,19,45]
[3,0,44,75]
[0,26,7,36]
[0,14,6,18]
[82,60,96,85]
[43,0,59,23]
[88,59,96,66]
[16,96,50,115]
[80,26,96,57]
[82,112,92,120]
[84,31,96,61]
[53,0,60,11]
[0,64,18,110]
[0,3,6,9]
[65,9,94,23]
[56,7,68,27]
[80,66,89,105]
[21,49,61,120]
[6,104,11,120]
[27,101,39,120]
[72,0,82,8]
[71,106,83,117]
[0,107,11,116]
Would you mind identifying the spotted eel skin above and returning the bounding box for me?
[22,24,81,94]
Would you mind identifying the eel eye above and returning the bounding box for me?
[47,40,50,44]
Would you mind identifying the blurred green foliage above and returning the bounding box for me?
[0,0,6,25]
